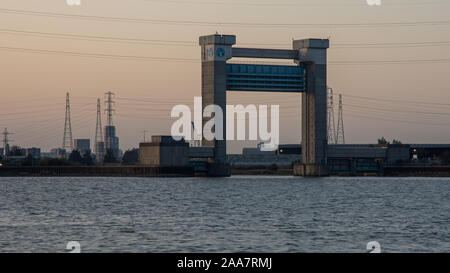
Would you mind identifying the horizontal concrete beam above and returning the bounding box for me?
[189,147,214,158]
[232,47,298,60]
[293,39,329,49]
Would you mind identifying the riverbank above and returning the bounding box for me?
[0,166,194,177]
[1,165,450,177]
[383,166,450,177]
[232,165,450,177]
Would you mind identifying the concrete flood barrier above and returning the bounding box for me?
[0,166,195,177]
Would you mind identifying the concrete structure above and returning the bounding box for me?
[410,144,450,163]
[199,34,329,177]
[26,148,41,160]
[41,152,58,159]
[278,144,302,155]
[105,126,120,159]
[295,39,329,176]
[0,166,194,177]
[189,143,450,175]
[385,144,410,165]
[191,143,450,175]
[8,147,26,157]
[95,141,105,162]
[228,144,388,174]
[139,136,189,167]
[189,147,214,159]
[327,145,386,175]
[74,139,91,155]
[6,156,26,163]
[50,148,67,159]
[227,154,299,168]
[242,148,276,156]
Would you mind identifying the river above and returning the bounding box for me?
[0,176,448,253]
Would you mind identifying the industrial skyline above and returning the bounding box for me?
[1,0,450,153]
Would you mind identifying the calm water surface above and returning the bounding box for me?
[0,176,448,253]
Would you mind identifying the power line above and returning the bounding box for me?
[345,103,450,117]
[345,110,450,127]
[330,59,450,65]
[2,45,450,65]
[2,8,450,29]
[143,0,450,7]
[0,28,195,46]
[3,28,450,49]
[344,94,450,107]
[0,46,198,62]
[334,41,450,48]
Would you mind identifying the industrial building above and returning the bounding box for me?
[229,144,450,175]
[74,139,91,155]
[105,125,120,159]
[95,141,105,160]
[410,144,450,162]
[50,148,67,159]
[139,136,189,167]
[138,136,450,176]
[26,148,41,160]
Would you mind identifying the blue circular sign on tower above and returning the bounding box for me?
[216,48,226,58]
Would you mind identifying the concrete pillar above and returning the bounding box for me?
[293,39,329,176]
[199,34,235,176]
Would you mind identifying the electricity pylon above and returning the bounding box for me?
[62,92,73,151]
[95,98,105,161]
[2,128,13,162]
[336,94,345,145]
[327,87,337,144]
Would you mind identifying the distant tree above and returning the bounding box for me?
[81,151,95,166]
[392,139,403,145]
[122,149,139,165]
[38,158,72,166]
[68,150,83,164]
[103,149,118,164]
[377,137,390,145]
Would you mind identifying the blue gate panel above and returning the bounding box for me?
[226,63,305,92]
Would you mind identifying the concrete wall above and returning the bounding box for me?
[160,144,189,167]
[386,145,410,165]
[227,154,299,167]
[139,144,160,166]
[140,137,189,167]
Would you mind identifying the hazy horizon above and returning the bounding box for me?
[1,0,450,153]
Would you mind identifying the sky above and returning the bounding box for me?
[0,0,450,153]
